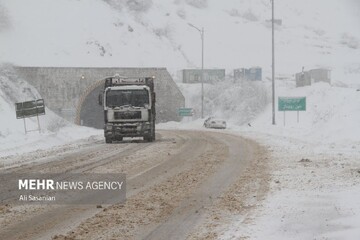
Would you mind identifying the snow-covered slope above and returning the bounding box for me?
[243,82,360,148]
[0,0,359,86]
[0,0,359,150]
[177,80,269,124]
[0,0,360,146]
[0,65,101,158]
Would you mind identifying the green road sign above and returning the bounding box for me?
[278,97,306,111]
[178,108,193,116]
[15,99,46,119]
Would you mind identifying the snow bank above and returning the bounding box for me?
[162,79,360,240]
[175,78,360,150]
[239,82,360,150]
[0,65,101,158]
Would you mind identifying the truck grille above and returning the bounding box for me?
[114,111,141,120]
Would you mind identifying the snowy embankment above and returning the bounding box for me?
[0,66,101,161]
[159,81,360,239]
[242,82,360,150]
[230,82,360,239]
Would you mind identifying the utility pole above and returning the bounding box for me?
[201,27,204,119]
[272,0,276,125]
[188,23,205,118]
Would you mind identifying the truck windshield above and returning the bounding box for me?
[106,89,149,108]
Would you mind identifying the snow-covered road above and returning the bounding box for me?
[0,130,266,240]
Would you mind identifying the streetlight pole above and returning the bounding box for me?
[271,0,276,125]
[188,23,205,119]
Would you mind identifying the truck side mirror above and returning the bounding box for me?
[98,93,103,105]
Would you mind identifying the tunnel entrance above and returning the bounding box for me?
[16,67,185,127]
[78,83,104,129]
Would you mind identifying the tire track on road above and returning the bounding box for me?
[0,131,187,240]
[0,131,266,240]
[140,132,255,240]
[56,131,252,240]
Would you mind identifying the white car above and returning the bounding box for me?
[204,117,227,129]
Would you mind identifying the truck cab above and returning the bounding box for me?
[99,75,156,143]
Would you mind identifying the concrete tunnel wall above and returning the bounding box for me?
[14,67,185,129]
[79,82,104,129]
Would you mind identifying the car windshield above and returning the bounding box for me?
[106,89,149,108]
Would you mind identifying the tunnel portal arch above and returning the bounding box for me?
[14,67,185,128]
[76,79,105,129]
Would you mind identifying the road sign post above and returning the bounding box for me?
[15,99,46,134]
[278,97,306,126]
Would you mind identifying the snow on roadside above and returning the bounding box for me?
[243,82,360,149]
[0,65,102,160]
[218,130,360,240]
[159,81,360,239]
[222,81,360,239]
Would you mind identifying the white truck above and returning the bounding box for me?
[98,74,156,143]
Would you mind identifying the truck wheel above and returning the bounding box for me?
[144,135,153,142]
[105,137,112,144]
